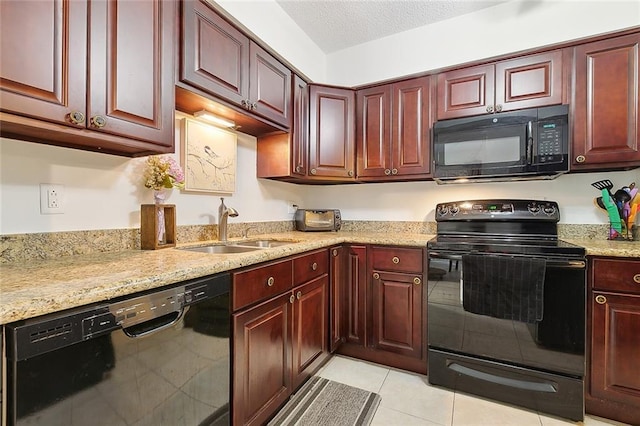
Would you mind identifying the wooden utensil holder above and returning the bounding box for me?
[141,204,176,249]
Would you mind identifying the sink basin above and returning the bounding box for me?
[231,239,297,248]
[180,245,262,254]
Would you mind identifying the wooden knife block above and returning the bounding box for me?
[141,204,176,249]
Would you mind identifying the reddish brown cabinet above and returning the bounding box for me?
[357,76,432,180]
[179,0,291,129]
[232,249,329,425]
[308,84,356,181]
[257,75,309,181]
[437,50,564,120]
[0,0,175,156]
[336,245,427,374]
[587,257,640,425]
[572,34,640,170]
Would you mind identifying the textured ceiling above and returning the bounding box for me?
[275,0,508,54]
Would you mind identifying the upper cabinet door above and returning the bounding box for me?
[88,0,175,147]
[392,76,431,177]
[495,50,564,112]
[356,85,392,178]
[249,42,291,127]
[0,0,87,126]
[308,85,356,180]
[572,34,640,170]
[181,0,250,106]
[437,64,494,120]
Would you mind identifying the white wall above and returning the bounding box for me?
[326,0,640,86]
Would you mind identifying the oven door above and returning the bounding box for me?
[427,251,586,376]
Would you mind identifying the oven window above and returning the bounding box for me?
[443,136,521,165]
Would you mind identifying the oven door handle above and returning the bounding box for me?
[428,251,463,261]
[429,252,585,269]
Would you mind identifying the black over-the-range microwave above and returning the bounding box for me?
[432,104,569,183]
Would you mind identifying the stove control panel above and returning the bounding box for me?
[435,199,560,221]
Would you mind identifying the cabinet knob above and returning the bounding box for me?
[634,274,640,284]
[295,165,302,173]
[241,100,247,108]
[90,115,107,128]
[384,169,391,175]
[252,102,258,111]
[391,168,398,175]
[296,291,302,300]
[486,105,494,113]
[68,111,85,125]
[267,276,275,287]
[413,277,421,285]
[392,256,400,264]
[332,249,338,257]
[290,294,295,304]
[373,272,380,279]
[348,170,354,177]
[595,295,607,305]
[312,262,318,271]
[310,168,317,175]
[495,104,503,112]
[576,155,586,163]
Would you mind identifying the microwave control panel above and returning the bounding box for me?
[536,121,565,164]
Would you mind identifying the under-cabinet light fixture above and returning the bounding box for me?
[193,110,236,129]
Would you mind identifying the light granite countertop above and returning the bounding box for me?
[1,231,637,325]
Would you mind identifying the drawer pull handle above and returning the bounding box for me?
[289,294,295,304]
[312,262,318,271]
[296,291,302,300]
[332,249,338,257]
[413,277,421,285]
[267,276,275,287]
[392,256,400,264]
[373,272,380,280]
[634,274,640,284]
[595,295,607,305]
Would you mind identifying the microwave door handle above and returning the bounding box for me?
[526,121,533,165]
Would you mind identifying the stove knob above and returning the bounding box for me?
[450,205,460,215]
[543,204,556,215]
[527,203,540,214]
[437,205,449,216]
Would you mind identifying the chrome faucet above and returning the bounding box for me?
[218,197,238,241]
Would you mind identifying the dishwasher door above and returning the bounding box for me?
[5,273,231,426]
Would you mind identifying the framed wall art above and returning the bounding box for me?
[181,118,237,194]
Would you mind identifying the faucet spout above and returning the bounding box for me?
[218,197,238,242]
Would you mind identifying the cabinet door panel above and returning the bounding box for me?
[249,43,291,127]
[233,293,292,426]
[292,276,329,389]
[356,86,392,178]
[590,292,640,405]
[309,85,356,179]
[393,76,431,176]
[573,34,640,168]
[371,271,423,358]
[181,0,249,106]
[495,50,563,112]
[345,245,367,346]
[89,0,174,146]
[437,64,494,120]
[0,0,87,126]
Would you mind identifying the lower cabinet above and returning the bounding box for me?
[587,257,640,425]
[232,249,330,426]
[334,244,427,374]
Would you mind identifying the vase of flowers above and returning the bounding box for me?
[143,155,184,245]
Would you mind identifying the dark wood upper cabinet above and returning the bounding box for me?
[572,34,640,170]
[179,0,291,130]
[587,257,640,425]
[357,76,432,180]
[257,75,308,180]
[0,0,175,156]
[437,50,564,120]
[308,84,356,181]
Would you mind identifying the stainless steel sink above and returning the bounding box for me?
[180,245,262,254]
[231,239,297,248]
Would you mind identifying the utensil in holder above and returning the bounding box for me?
[608,220,635,241]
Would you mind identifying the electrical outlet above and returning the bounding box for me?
[287,201,298,215]
[40,184,65,214]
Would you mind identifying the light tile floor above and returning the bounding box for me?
[314,355,631,426]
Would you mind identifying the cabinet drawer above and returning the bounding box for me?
[591,258,640,294]
[293,249,328,284]
[371,246,423,273]
[233,259,293,311]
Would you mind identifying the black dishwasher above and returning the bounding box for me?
[5,272,231,426]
